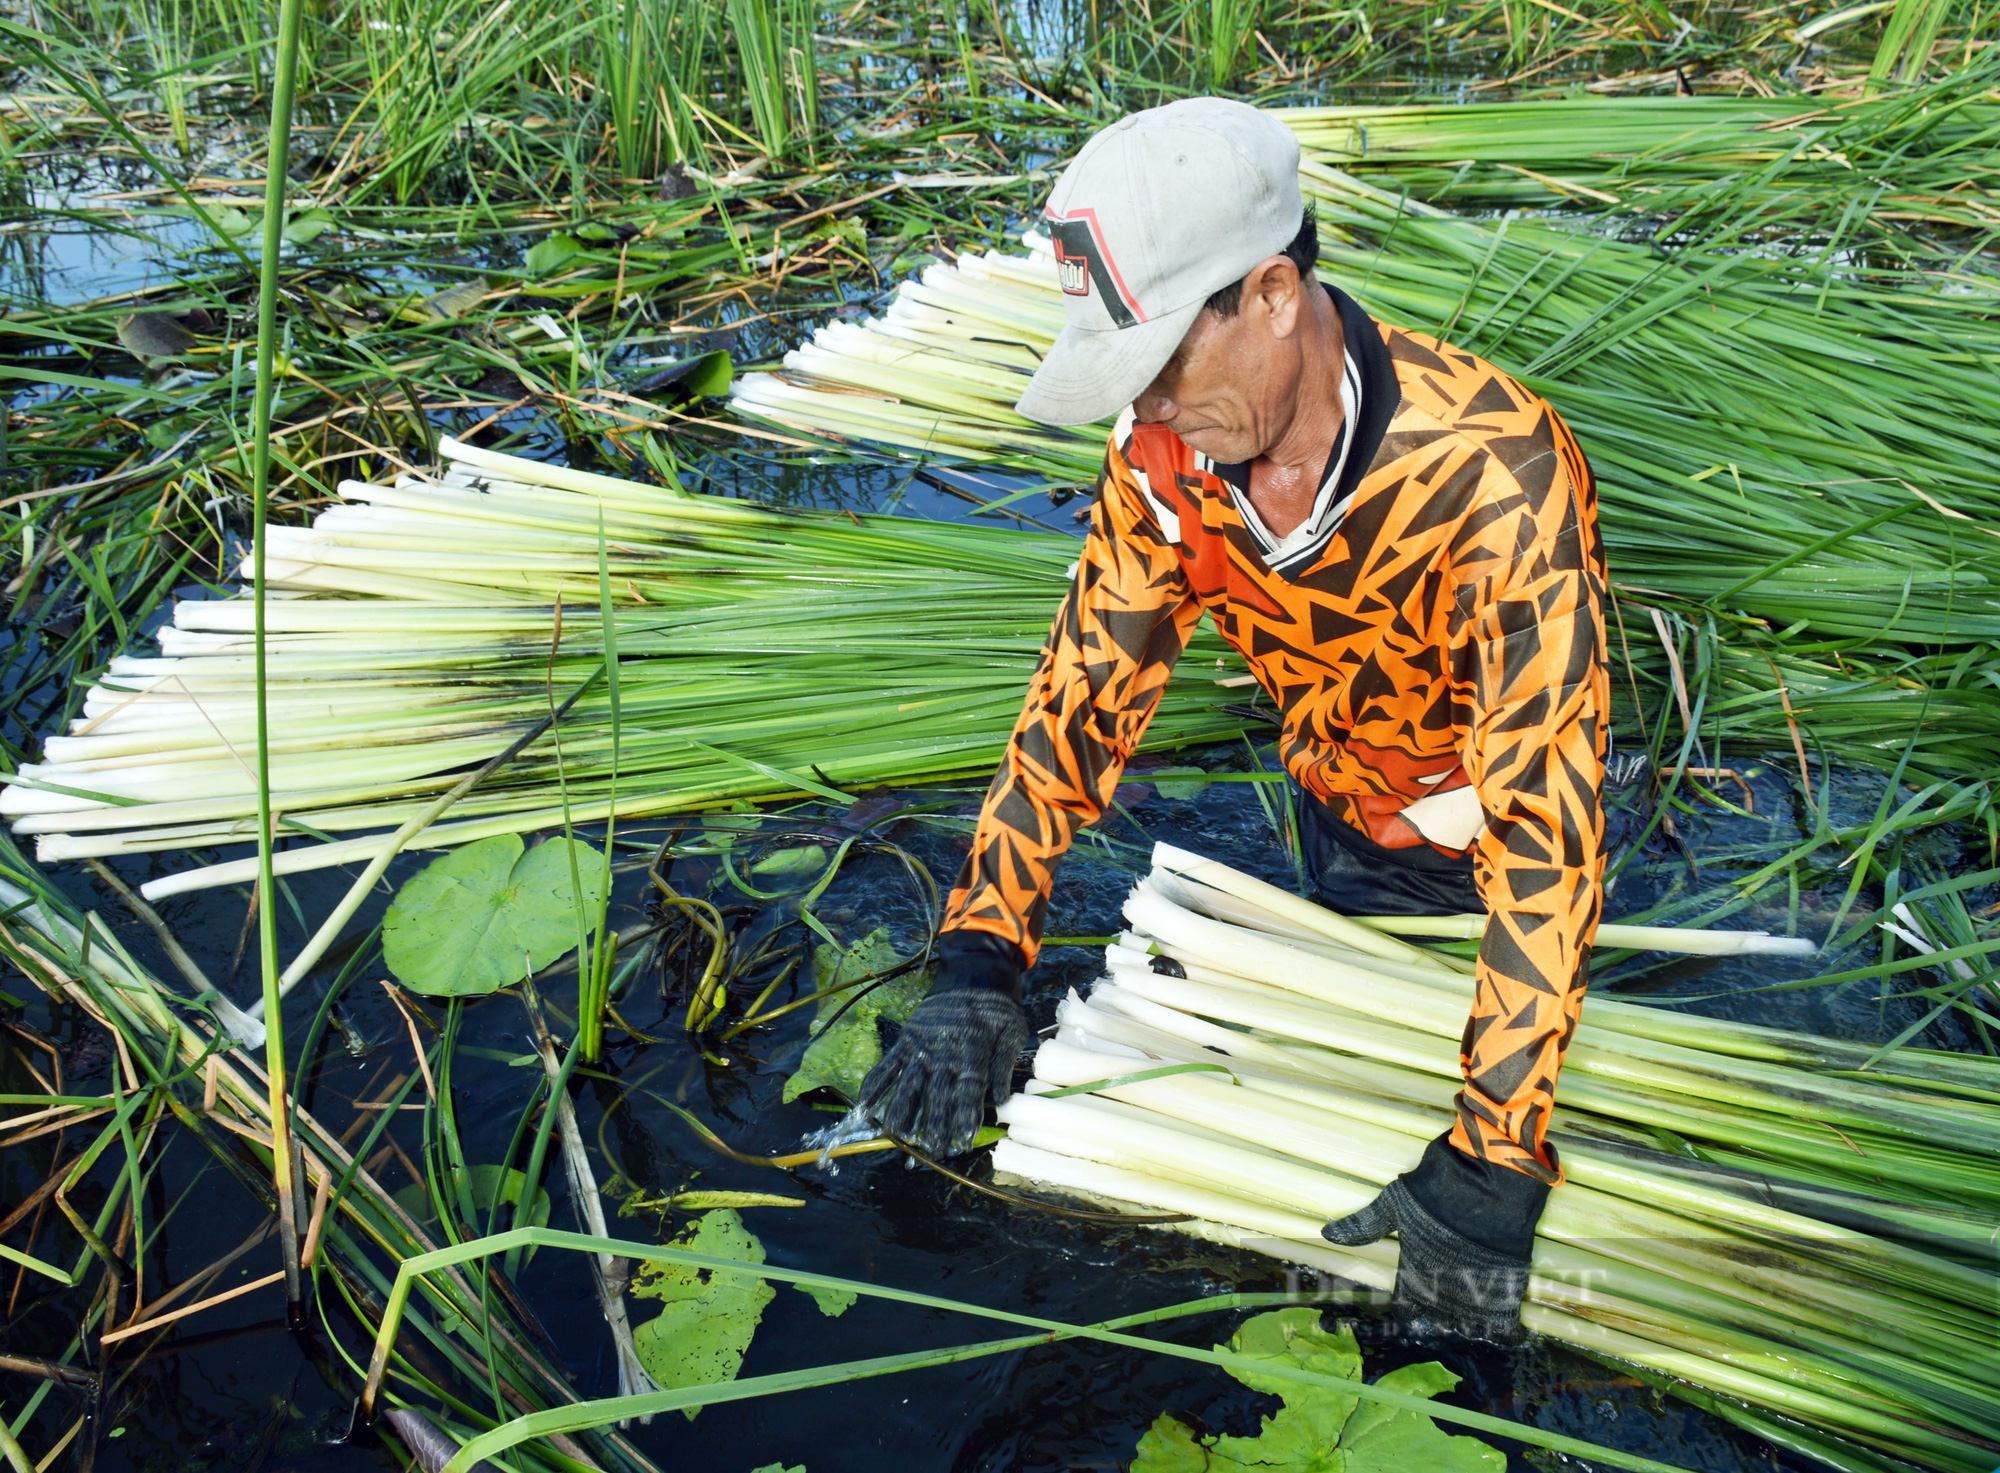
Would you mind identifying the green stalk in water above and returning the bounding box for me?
[249,0,311,1319]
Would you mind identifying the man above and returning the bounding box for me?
[857,98,1609,1343]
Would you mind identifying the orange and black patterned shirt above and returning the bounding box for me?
[944,285,1611,1183]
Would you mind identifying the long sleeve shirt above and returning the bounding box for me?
[943,284,1611,1183]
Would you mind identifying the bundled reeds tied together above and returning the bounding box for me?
[0,440,1250,894]
[996,843,2000,1473]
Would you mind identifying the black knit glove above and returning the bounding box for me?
[1321,1133,1549,1344]
[855,931,1029,1155]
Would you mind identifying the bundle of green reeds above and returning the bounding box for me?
[737,169,2000,653]
[1274,75,2000,241]
[994,842,2000,1473]
[0,439,1250,895]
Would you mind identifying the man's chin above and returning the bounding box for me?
[1176,427,1255,462]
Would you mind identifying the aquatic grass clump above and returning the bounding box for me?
[0,839,666,1473]
[995,843,2000,1473]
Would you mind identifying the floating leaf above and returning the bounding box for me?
[144,415,200,450]
[749,844,827,877]
[382,834,605,996]
[811,218,867,252]
[796,1281,856,1317]
[781,926,929,1103]
[208,205,256,237]
[117,312,198,363]
[627,1190,805,1211]
[630,1210,776,1419]
[281,207,335,245]
[1146,766,1212,801]
[524,232,584,275]
[750,1466,805,1473]
[1131,1309,1503,1473]
[421,280,487,320]
[632,350,733,399]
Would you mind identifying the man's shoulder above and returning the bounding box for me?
[1376,324,1571,488]
[1380,325,1548,427]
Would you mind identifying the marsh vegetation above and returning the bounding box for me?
[3,2,1999,1471]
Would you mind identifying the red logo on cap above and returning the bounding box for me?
[1045,208,1144,329]
[1053,237,1089,296]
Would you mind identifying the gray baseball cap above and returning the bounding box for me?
[1015,98,1304,428]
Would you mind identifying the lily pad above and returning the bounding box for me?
[630,1209,776,1419]
[1146,766,1212,801]
[420,280,487,320]
[626,1190,806,1211]
[1131,1309,1502,1473]
[281,207,336,245]
[207,205,257,237]
[382,833,606,996]
[781,926,930,1103]
[748,843,827,877]
[796,1280,856,1317]
[524,232,584,275]
[632,350,733,399]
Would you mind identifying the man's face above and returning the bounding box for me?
[1130,259,1305,464]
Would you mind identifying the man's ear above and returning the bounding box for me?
[1247,255,1304,338]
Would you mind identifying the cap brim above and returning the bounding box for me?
[1014,298,1205,427]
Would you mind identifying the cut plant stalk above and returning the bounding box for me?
[0,440,1253,891]
[521,988,658,1420]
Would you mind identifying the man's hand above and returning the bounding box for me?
[1321,1133,1549,1343]
[855,932,1029,1155]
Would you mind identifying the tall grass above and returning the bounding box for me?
[350,0,594,203]
[594,0,710,180]
[248,0,311,1313]
[1202,0,1264,88]
[726,0,821,161]
[1277,71,2000,247]
[1869,0,1957,89]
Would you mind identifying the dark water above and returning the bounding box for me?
[5,470,1982,1473]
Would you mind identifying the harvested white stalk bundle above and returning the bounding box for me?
[993,844,2000,1473]
[0,441,1252,899]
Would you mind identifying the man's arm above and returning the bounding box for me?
[1324,415,1607,1341]
[1448,432,1609,1184]
[857,434,1201,1152]
[942,436,1205,967]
